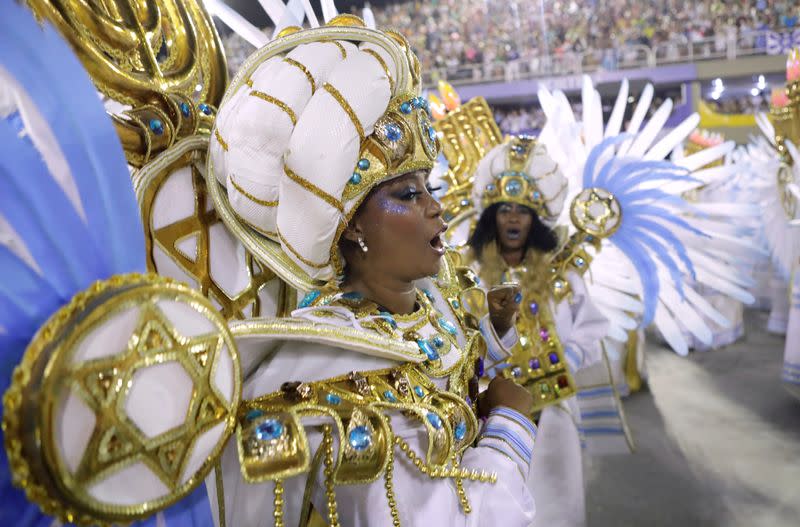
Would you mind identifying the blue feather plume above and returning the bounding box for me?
[0,3,212,525]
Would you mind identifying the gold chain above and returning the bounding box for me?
[394,437,496,483]
[273,480,285,527]
[451,454,472,514]
[322,426,341,527]
[383,444,402,526]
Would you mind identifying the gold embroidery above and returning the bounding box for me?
[362,48,395,93]
[278,230,330,269]
[284,57,316,93]
[214,128,229,151]
[327,40,347,58]
[250,90,298,125]
[323,83,365,140]
[246,78,254,88]
[230,176,278,207]
[283,165,345,213]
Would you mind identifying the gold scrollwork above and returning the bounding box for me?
[27,0,228,167]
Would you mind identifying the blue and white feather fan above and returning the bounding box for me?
[0,3,212,525]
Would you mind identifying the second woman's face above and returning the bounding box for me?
[495,202,533,252]
[353,171,447,281]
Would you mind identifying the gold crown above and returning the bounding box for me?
[343,94,440,202]
[479,136,548,215]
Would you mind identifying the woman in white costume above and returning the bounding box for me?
[204,18,539,526]
[0,11,541,527]
[460,137,608,527]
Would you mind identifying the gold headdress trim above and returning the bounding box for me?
[323,83,366,141]
[230,176,278,207]
[279,230,329,269]
[362,48,395,93]
[326,40,348,58]
[284,58,317,93]
[214,128,229,151]
[284,166,345,213]
[249,90,297,126]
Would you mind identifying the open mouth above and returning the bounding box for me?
[429,225,447,255]
[429,233,445,255]
[506,228,522,241]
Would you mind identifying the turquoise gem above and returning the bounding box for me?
[326,393,341,405]
[245,409,264,422]
[349,173,362,184]
[427,124,437,142]
[439,318,457,336]
[451,299,460,309]
[454,421,467,441]
[426,412,443,430]
[414,385,425,397]
[255,419,283,441]
[400,102,412,114]
[505,179,523,196]
[432,335,444,348]
[357,158,370,170]
[180,102,191,117]
[533,191,541,199]
[149,119,164,135]
[417,339,439,361]
[385,122,402,141]
[422,289,435,301]
[379,311,397,329]
[198,103,212,115]
[341,291,363,300]
[348,426,372,451]
[384,390,397,402]
[299,289,321,308]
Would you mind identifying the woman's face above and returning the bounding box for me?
[495,202,533,252]
[347,171,446,281]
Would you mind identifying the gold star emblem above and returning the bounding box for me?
[70,302,228,489]
[144,160,276,320]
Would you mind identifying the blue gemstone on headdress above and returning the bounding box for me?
[512,367,522,378]
[358,158,370,170]
[411,97,422,109]
[400,102,412,114]
[149,119,164,135]
[348,426,372,451]
[454,421,467,441]
[180,102,191,117]
[427,124,437,142]
[326,393,341,405]
[439,317,457,335]
[384,390,397,402]
[533,191,541,199]
[245,409,264,421]
[255,419,284,441]
[299,289,321,308]
[414,385,425,397]
[418,339,439,361]
[384,122,402,142]
[350,173,362,184]
[505,179,523,196]
[548,352,560,365]
[427,412,443,429]
[451,299,460,309]
[432,335,444,348]
[198,103,212,115]
[422,288,435,302]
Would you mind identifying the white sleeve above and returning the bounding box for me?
[478,314,517,376]
[559,271,609,372]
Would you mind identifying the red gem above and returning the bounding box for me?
[557,375,569,389]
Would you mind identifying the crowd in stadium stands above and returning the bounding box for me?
[364,0,799,80]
